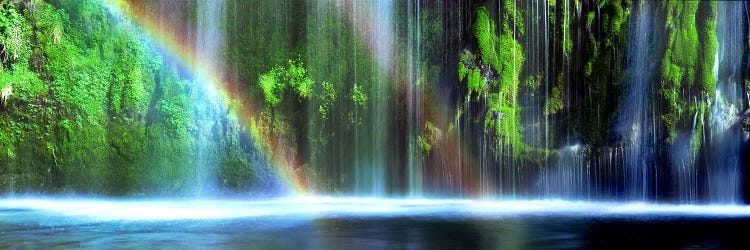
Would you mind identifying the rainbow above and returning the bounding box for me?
[101,0,495,198]
[101,0,309,195]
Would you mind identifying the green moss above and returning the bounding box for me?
[258,59,314,107]
[417,121,443,155]
[259,68,282,106]
[467,4,527,157]
[350,83,367,108]
[544,85,563,115]
[0,68,45,102]
[458,61,468,81]
[475,7,500,72]
[317,81,336,119]
[497,33,525,88]
[697,2,717,95]
[601,0,627,46]
[0,4,32,70]
[562,0,573,56]
[502,0,524,36]
[466,68,483,92]
[523,74,541,91]
[659,1,716,142]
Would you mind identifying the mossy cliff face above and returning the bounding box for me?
[457,4,527,158]
[454,1,727,172]
[455,0,632,158]
[0,0,270,195]
[659,1,717,151]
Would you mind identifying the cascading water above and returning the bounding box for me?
[544,144,588,199]
[353,0,393,196]
[191,0,227,196]
[182,0,749,203]
[406,0,424,197]
[616,0,658,201]
[707,1,746,203]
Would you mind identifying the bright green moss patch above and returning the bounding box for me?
[659,1,716,142]
[466,68,483,93]
[258,59,314,107]
[475,7,500,72]
[465,5,528,157]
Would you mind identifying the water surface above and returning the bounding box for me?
[1,198,748,249]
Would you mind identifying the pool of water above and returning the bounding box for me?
[1,198,749,249]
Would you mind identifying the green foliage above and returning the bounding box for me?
[600,0,627,46]
[317,81,336,119]
[457,50,482,92]
[258,59,314,107]
[458,61,468,81]
[523,74,542,91]
[350,83,367,108]
[544,85,563,115]
[287,59,313,98]
[0,67,44,102]
[0,4,31,69]
[465,4,528,157]
[417,121,443,155]
[697,2,717,94]
[659,1,715,142]
[259,68,281,106]
[0,0,264,195]
[474,7,524,81]
[496,32,525,90]
[501,0,524,36]
[157,94,191,138]
[562,0,573,56]
[575,0,630,148]
[475,7,499,72]
[466,68,483,92]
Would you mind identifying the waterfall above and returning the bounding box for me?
[406,0,424,197]
[352,0,394,196]
[191,0,227,196]
[545,144,588,199]
[706,1,745,203]
[616,0,657,201]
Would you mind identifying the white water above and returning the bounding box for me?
[2,198,750,223]
[706,1,745,203]
[190,0,227,196]
[616,0,657,201]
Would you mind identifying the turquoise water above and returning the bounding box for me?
[1,198,750,249]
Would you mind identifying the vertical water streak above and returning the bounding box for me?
[545,144,587,199]
[707,1,745,203]
[406,0,424,197]
[192,0,227,197]
[352,0,394,196]
[617,0,656,201]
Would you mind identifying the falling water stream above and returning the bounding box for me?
[617,0,658,201]
[190,0,227,197]
[708,1,745,203]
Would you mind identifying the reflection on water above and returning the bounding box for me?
[1,198,749,249]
